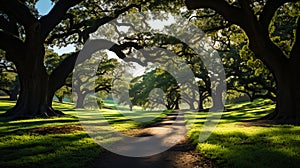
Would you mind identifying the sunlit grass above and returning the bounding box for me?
[187,99,300,167]
[0,101,100,168]
[2,99,299,167]
[0,100,170,168]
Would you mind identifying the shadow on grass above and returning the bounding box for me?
[225,99,274,112]
[0,132,103,168]
[192,99,276,125]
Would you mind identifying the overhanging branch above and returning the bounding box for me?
[291,16,300,62]
[0,31,24,59]
[260,0,299,32]
[40,0,82,40]
[0,0,38,30]
[80,3,143,42]
[185,0,244,25]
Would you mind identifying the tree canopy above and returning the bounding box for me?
[186,0,300,124]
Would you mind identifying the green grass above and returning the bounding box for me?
[0,101,99,168]
[187,99,300,168]
[0,100,171,168]
[1,99,299,167]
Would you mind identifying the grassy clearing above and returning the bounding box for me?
[0,100,170,168]
[188,99,300,168]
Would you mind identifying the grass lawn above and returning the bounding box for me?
[1,99,299,167]
[187,99,300,168]
[0,100,170,168]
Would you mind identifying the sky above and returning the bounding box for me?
[35,0,53,16]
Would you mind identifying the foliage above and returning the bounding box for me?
[130,68,180,110]
[0,53,19,100]
[72,52,118,108]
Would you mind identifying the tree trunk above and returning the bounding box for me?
[174,99,180,110]
[198,96,204,112]
[211,84,224,111]
[9,81,20,101]
[4,66,63,118]
[3,24,64,118]
[263,65,300,125]
[57,96,63,103]
[76,92,87,108]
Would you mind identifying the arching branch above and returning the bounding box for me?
[260,0,299,32]
[0,0,38,30]
[185,0,244,25]
[0,31,24,59]
[40,0,82,40]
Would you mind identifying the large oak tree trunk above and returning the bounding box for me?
[3,23,64,118]
[4,61,63,118]
[244,17,300,125]
[263,64,300,125]
[4,68,63,118]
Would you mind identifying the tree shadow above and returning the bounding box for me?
[0,132,103,168]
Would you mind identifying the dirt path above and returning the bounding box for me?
[90,112,216,168]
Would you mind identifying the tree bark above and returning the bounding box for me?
[198,95,204,112]
[9,86,19,101]
[76,92,87,108]
[3,21,63,118]
[262,64,300,125]
[211,84,224,111]
[57,96,63,103]
[4,64,63,118]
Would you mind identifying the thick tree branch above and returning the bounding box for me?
[0,31,24,59]
[291,17,300,62]
[48,40,139,95]
[40,0,82,40]
[45,3,143,45]
[45,29,81,45]
[185,0,244,25]
[260,0,299,32]
[185,0,289,76]
[48,51,79,95]
[0,0,38,30]
[80,4,143,42]
[109,42,143,59]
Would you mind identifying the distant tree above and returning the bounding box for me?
[72,54,118,108]
[0,53,19,100]
[209,25,276,101]
[130,68,180,110]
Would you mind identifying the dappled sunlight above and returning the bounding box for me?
[1,99,299,167]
